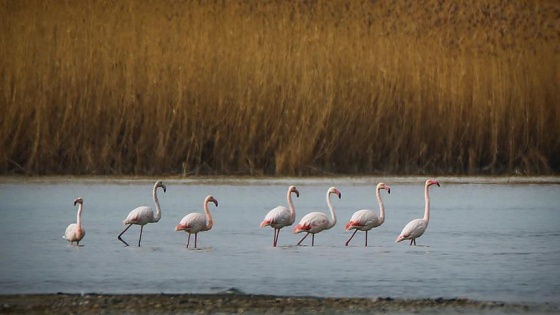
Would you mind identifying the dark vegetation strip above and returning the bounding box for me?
[1,1,559,176]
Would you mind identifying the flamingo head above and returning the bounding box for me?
[289,185,300,198]
[377,182,391,194]
[73,197,83,206]
[426,179,440,187]
[206,195,218,207]
[329,187,342,199]
[155,180,167,193]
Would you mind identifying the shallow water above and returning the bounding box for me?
[1,177,559,306]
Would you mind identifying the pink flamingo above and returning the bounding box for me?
[175,195,219,248]
[63,197,86,245]
[345,182,390,247]
[396,179,440,245]
[293,186,341,246]
[118,181,166,247]
[260,185,300,247]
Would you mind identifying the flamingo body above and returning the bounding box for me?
[124,206,155,225]
[346,210,382,231]
[294,186,341,246]
[63,197,85,245]
[64,223,85,244]
[176,195,218,248]
[260,206,291,228]
[260,185,299,247]
[176,212,207,234]
[396,179,440,246]
[294,212,330,234]
[395,218,427,243]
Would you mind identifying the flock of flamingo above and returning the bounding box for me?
[63,179,440,248]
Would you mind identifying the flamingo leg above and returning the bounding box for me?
[194,233,198,248]
[273,229,280,247]
[311,234,315,246]
[345,230,358,246]
[186,233,191,248]
[118,224,133,246]
[365,231,368,247]
[413,239,417,246]
[297,233,309,245]
[138,225,144,247]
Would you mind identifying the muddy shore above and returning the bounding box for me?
[0,293,556,314]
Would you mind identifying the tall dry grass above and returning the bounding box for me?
[1,0,559,176]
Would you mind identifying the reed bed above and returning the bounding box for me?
[1,0,559,176]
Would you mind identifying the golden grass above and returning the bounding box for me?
[1,0,559,175]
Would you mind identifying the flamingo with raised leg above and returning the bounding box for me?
[345,182,390,247]
[118,180,166,247]
[293,186,341,246]
[260,185,300,247]
[63,197,86,245]
[396,179,440,246]
[175,195,219,248]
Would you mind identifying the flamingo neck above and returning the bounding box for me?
[326,192,337,229]
[76,203,83,227]
[376,188,385,224]
[287,191,296,224]
[152,185,162,222]
[203,199,213,231]
[423,183,431,222]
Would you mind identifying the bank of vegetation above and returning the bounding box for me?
[1,0,558,175]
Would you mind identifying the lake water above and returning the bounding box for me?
[1,176,559,307]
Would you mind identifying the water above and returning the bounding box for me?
[1,177,559,306]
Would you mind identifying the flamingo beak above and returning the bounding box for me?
[387,187,391,194]
[213,199,219,207]
[74,200,78,206]
[436,182,440,187]
[295,190,300,198]
[162,185,167,193]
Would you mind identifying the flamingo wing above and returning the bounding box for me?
[397,218,427,241]
[346,209,379,230]
[294,212,328,233]
[176,213,206,233]
[124,206,154,225]
[261,206,290,228]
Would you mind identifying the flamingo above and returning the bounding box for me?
[175,195,219,248]
[260,185,300,247]
[63,197,86,245]
[345,182,390,247]
[293,186,341,246]
[396,179,440,245]
[118,180,166,247]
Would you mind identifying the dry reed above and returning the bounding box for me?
[1,0,559,176]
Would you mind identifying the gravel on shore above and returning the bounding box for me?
[1,293,557,314]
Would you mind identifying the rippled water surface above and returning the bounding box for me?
[1,177,559,306]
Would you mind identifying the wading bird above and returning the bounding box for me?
[118,181,166,247]
[175,195,219,248]
[294,187,341,246]
[260,185,300,247]
[396,179,440,245]
[345,182,390,246]
[63,197,86,245]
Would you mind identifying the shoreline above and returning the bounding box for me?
[1,175,560,185]
[0,293,557,314]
